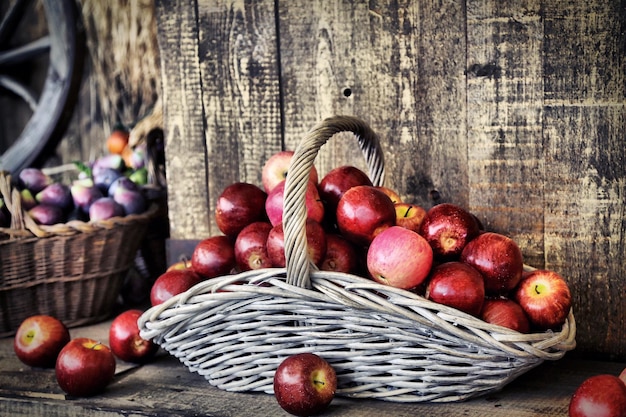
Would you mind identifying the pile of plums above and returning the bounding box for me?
[0,151,150,228]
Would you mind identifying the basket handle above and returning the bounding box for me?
[0,172,30,235]
[283,115,385,288]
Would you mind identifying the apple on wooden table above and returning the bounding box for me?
[569,373,626,417]
[273,352,337,417]
[14,315,70,368]
[55,337,116,397]
[109,309,159,364]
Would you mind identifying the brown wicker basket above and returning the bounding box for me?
[138,115,576,403]
[0,171,157,337]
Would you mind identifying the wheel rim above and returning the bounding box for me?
[0,0,84,174]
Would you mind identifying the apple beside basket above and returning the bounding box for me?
[138,115,576,403]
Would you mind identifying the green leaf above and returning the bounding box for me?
[73,160,92,177]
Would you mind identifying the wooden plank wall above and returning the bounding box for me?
[155,0,626,360]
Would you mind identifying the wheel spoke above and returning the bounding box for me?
[0,35,50,67]
[0,0,35,46]
[0,74,38,111]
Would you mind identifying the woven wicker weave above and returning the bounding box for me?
[138,115,576,402]
[0,172,156,336]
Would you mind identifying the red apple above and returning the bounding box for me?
[262,150,319,194]
[265,180,324,227]
[320,233,360,274]
[513,269,571,330]
[318,165,373,217]
[234,221,273,271]
[150,268,203,306]
[336,185,396,247]
[480,298,530,333]
[215,182,268,237]
[191,235,236,279]
[166,259,192,272]
[13,315,70,368]
[273,353,337,417]
[375,186,402,204]
[55,337,116,397]
[569,374,626,417]
[109,309,158,364]
[367,226,433,290]
[425,261,485,316]
[267,219,327,268]
[419,203,480,261]
[394,202,427,233]
[460,232,523,295]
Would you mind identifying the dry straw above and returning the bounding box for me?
[80,0,161,134]
[139,116,576,403]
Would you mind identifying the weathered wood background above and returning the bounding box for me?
[155,0,626,360]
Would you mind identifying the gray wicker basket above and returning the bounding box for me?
[138,115,576,402]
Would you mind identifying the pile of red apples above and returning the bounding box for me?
[156,150,572,335]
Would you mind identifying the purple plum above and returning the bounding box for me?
[91,154,125,177]
[36,183,73,211]
[28,204,65,225]
[94,168,123,194]
[127,144,147,170]
[70,181,104,214]
[18,168,52,193]
[89,197,125,221]
[107,176,139,197]
[113,187,147,215]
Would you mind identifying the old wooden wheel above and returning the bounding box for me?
[0,0,84,174]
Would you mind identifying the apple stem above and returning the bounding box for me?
[314,379,325,387]
[534,284,541,295]
[404,206,412,218]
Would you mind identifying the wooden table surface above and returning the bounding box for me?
[0,319,622,417]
